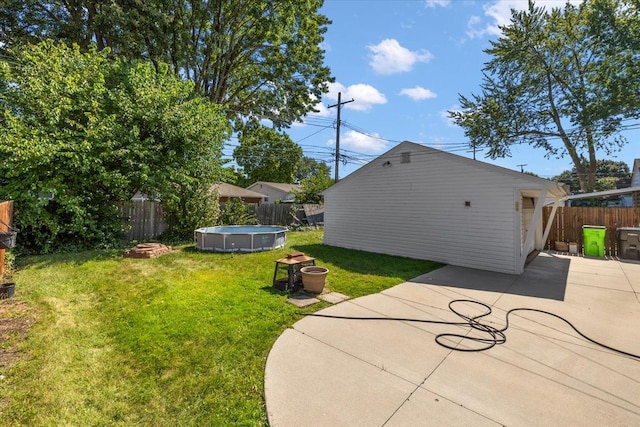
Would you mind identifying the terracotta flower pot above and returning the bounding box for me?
[300,266,329,294]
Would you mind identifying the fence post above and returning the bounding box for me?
[0,201,14,278]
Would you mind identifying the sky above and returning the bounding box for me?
[232,0,640,181]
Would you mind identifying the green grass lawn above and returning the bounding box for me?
[0,230,441,426]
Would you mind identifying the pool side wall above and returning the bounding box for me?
[195,228,287,252]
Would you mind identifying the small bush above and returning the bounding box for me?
[2,250,15,282]
[162,185,221,240]
[218,199,256,225]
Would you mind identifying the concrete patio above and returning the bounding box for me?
[264,252,640,426]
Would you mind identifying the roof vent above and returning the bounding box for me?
[401,152,411,164]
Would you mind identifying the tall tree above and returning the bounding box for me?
[292,156,333,203]
[0,0,334,129]
[233,121,303,185]
[588,0,640,120]
[449,0,639,193]
[295,156,331,183]
[293,174,334,204]
[0,42,230,252]
[553,160,631,193]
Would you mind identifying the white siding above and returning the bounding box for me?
[246,184,284,203]
[324,142,560,274]
[632,160,640,187]
[247,183,299,203]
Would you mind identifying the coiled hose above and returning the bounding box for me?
[307,299,640,359]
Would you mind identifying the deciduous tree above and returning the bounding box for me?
[587,0,640,119]
[449,0,639,192]
[233,122,303,186]
[553,160,631,193]
[293,174,334,204]
[0,42,229,252]
[0,0,334,129]
[295,156,331,183]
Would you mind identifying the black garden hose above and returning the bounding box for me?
[307,299,640,360]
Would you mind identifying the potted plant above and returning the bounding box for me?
[300,266,329,294]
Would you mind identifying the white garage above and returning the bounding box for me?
[322,141,568,274]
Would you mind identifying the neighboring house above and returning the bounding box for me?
[612,159,640,207]
[131,184,268,204]
[322,141,568,275]
[131,191,157,202]
[631,159,640,207]
[212,183,266,204]
[632,159,640,187]
[610,177,631,207]
[246,182,301,203]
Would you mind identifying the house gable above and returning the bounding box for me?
[212,183,266,203]
[324,141,566,198]
[247,182,301,203]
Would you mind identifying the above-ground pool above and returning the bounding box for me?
[194,225,288,252]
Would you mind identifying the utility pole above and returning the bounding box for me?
[468,143,483,160]
[517,164,527,173]
[328,92,354,182]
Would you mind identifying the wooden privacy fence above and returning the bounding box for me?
[118,201,168,241]
[249,203,323,226]
[0,200,14,277]
[118,201,323,241]
[543,206,640,256]
[250,203,297,225]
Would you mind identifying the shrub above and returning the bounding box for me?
[218,199,256,225]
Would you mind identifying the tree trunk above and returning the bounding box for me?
[585,128,598,192]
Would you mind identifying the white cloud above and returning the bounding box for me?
[292,95,332,127]
[399,86,437,101]
[425,0,450,7]
[367,39,434,75]
[327,81,346,99]
[313,102,331,117]
[440,105,459,127]
[466,15,486,39]
[340,130,388,153]
[467,0,583,39]
[307,97,332,118]
[326,81,387,111]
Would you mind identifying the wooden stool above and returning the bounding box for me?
[273,252,316,291]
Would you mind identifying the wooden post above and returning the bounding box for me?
[0,200,14,278]
[542,196,562,248]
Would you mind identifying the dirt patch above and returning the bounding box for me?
[0,299,35,370]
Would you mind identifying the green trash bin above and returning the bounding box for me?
[583,225,606,257]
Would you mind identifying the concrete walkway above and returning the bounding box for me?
[264,252,640,426]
